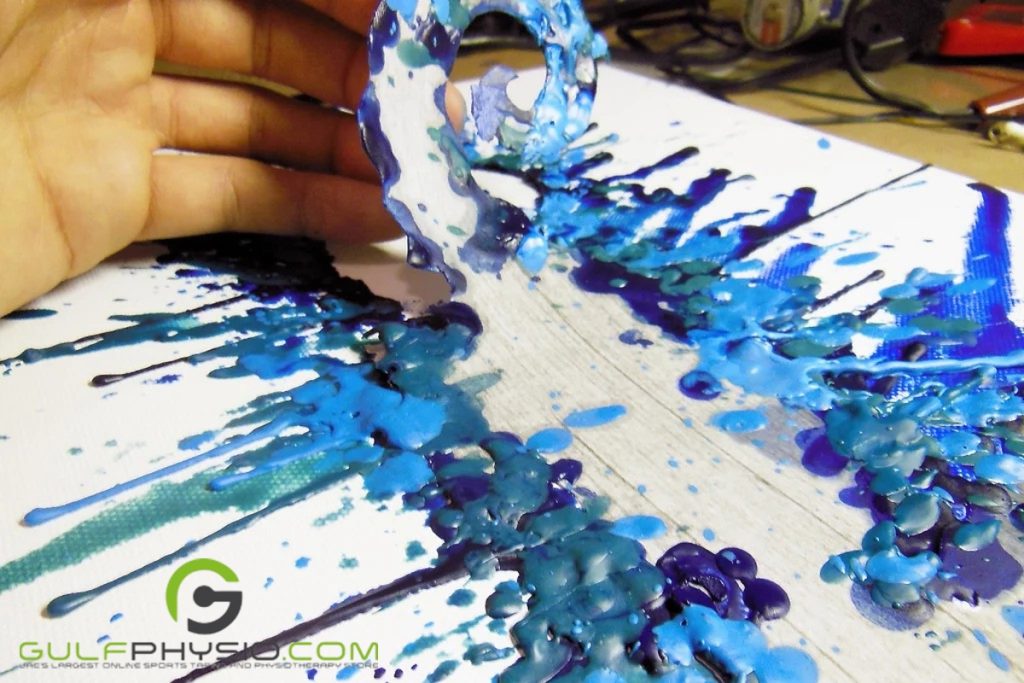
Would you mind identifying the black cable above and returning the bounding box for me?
[796,110,1021,126]
[458,0,1020,136]
[842,0,961,114]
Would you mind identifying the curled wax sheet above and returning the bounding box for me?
[357,0,606,291]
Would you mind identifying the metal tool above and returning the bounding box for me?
[742,0,851,50]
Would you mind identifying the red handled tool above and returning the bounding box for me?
[940,3,1024,57]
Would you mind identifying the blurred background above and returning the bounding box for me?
[158,0,1024,191]
[455,0,1024,190]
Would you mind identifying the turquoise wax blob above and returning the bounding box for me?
[865,548,940,585]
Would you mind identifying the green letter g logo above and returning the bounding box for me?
[166,558,242,635]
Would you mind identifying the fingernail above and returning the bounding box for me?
[445,83,467,134]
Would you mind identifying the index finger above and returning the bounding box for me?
[291,0,379,35]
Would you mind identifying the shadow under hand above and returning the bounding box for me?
[328,239,452,313]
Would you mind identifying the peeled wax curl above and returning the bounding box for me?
[357,0,607,291]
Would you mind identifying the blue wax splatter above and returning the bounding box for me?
[990,649,1011,671]
[447,588,476,607]
[1001,605,1024,636]
[3,234,808,683]
[363,452,433,499]
[653,606,816,682]
[525,427,573,453]
[609,516,667,540]
[678,371,722,400]
[500,130,1024,620]
[711,409,768,434]
[619,329,653,347]
[835,252,878,266]
[295,557,310,569]
[564,404,627,428]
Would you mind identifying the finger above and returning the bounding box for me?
[445,83,467,133]
[287,0,378,35]
[153,0,369,110]
[143,154,400,242]
[150,75,379,182]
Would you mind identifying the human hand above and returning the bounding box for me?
[0,0,463,315]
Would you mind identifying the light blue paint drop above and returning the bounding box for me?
[109,612,123,623]
[688,484,699,494]
[703,528,716,542]
[363,451,433,498]
[609,515,667,540]
[990,648,1011,671]
[1003,605,1024,636]
[295,556,310,569]
[564,404,627,428]
[754,646,819,683]
[817,138,831,150]
[835,252,879,266]
[525,427,573,453]
[711,409,768,434]
[517,231,549,274]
